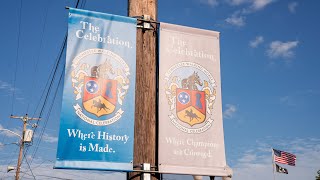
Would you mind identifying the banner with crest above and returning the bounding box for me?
[55,8,136,171]
[158,23,232,176]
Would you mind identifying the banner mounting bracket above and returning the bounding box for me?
[133,15,159,30]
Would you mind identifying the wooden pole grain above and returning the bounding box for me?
[128,0,158,179]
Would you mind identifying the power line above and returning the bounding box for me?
[0,142,19,147]
[29,67,64,166]
[1,2,24,178]
[0,0,23,151]
[0,146,19,179]
[22,160,54,172]
[19,33,68,177]
[9,115,40,180]
[24,39,66,165]
[26,0,51,114]
[10,0,22,116]
[18,23,64,180]
[21,159,101,180]
[2,1,83,180]
[23,174,72,180]
[30,33,67,120]
[22,0,84,172]
[23,151,36,180]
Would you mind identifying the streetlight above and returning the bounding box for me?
[0,123,35,180]
[0,128,21,175]
[0,128,22,139]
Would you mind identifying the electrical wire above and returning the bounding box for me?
[29,66,64,166]
[0,142,19,147]
[0,146,19,179]
[23,151,36,180]
[10,0,22,116]
[6,1,88,180]
[26,0,51,114]
[23,159,101,180]
[1,1,25,178]
[0,0,23,152]
[19,45,65,179]
[21,0,84,175]
[27,0,84,159]
[23,159,53,172]
[23,174,72,180]
[30,33,67,120]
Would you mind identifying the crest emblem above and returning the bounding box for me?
[165,62,217,133]
[83,77,117,117]
[176,88,206,126]
[70,49,130,126]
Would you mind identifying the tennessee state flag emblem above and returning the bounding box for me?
[82,76,117,117]
[176,88,206,126]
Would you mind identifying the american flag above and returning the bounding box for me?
[273,149,296,166]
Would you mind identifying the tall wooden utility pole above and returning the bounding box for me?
[128,0,158,180]
[10,114,40,180]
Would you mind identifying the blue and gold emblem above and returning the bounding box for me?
[71,49,130,126]
[165,62,217,133]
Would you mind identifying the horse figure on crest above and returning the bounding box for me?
[92,99,109,113]
[185,109,201,122]
[181,71,203,90]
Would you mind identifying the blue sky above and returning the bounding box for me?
[0,0,320,179]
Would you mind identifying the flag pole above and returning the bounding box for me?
[272,148,276,180]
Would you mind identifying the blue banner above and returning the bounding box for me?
[55,8,136,171]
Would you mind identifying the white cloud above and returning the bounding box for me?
[249,36,264,48]
[233,137,320,180]
[280,95,296,106]
[0,80,15,92]
[251,0,274,11]
[288,2,298,13]
[227,0,249,6]
[225,0,274,27]
[226,0,274,11]
[267,41,299,59]
[223,104,237,119]
[238,153,257,163]
[200,0,219,7]
[225,13,246,27]
[41,133,58,143]
[0,80,24,101]
[279,90,319,107]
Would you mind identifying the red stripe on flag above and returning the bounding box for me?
[274,151,296,166]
